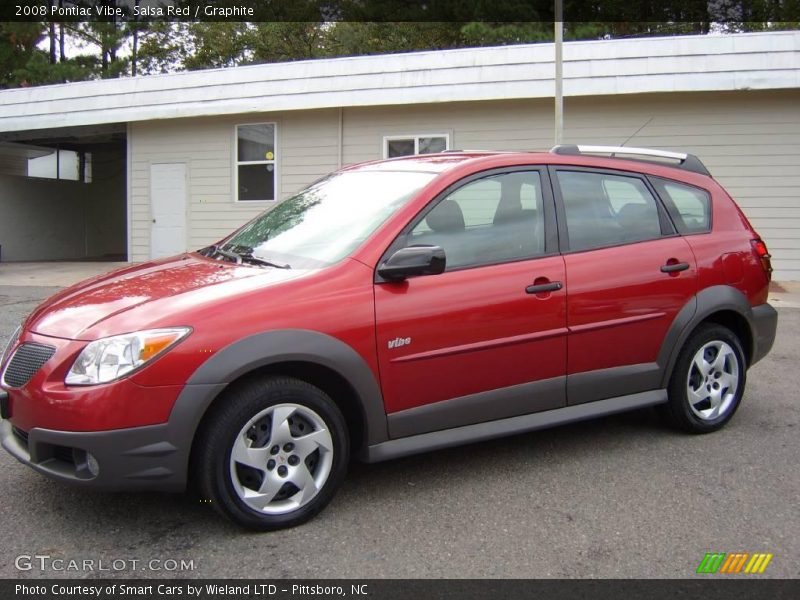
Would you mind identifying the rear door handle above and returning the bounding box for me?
[526,281,563,294]
[660,262,690,273]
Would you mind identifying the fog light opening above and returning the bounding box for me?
[86,452,100,477]
[73,449,100,479]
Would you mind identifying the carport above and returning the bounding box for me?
[0,123,127,263]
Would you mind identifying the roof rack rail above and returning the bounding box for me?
[550,144,711,176]
[440,149,513,154]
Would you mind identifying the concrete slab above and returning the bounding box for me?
[769,281,800,309]
[0,261,130,287]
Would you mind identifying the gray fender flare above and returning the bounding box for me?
[164,330,388,482]
[657,285,755,388]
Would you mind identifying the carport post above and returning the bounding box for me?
[554,0,564,145]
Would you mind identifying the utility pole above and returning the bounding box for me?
[554,0,564,146]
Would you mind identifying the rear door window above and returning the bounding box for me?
[555,170,665,252]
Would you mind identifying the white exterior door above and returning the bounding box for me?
[150,163,187,259]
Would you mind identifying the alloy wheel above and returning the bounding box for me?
[686,340,740,421]
[229,403,334,515]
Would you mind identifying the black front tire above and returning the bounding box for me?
[193,376,349,531]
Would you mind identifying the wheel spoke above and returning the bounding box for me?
[293,429,333,460]
[688,385,707,409]
[269,405,295,445]
[289,464,319,505]
[705,405,717,420]
[711,346,733,373]
[231,436,270,471]
[692,353,712,378]
[717,372,737,393]
[706,393,723,419]
[246,475,285,510]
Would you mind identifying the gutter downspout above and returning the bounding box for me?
[337,107,343,169]
[554,0,564,146]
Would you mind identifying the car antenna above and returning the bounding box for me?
[618,116,654,152]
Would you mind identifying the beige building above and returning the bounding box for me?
[0,31,798,279]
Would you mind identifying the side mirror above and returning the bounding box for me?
[378,245,446,281]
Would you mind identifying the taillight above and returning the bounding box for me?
[751,238,772,280]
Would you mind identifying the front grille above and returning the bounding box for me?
[2,342,56,388]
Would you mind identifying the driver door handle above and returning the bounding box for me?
[526,281,563,294]
[660,262,690,273]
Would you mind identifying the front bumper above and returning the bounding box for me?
[0,322,234,492]
[1,417,186,491]
[0,379,227,492]
[750,302,778,366]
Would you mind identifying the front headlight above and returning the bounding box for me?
[1,325,22,368]
[65,328,191,386]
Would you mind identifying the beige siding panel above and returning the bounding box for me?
[564,91,800,280]
[561,92,798,281]
[745,208,800,218]
[129,109,340,261]
[129,90,798,278]
[341,100,554,165]
[342,90,799,279]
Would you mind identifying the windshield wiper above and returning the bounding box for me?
[202,244,290,269]
[239,253,291,269]
[202,244,242,263]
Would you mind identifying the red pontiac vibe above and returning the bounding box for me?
[0,146,777,530]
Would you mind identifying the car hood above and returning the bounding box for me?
[25,254,306,340]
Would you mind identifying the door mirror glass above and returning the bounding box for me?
[378,245,446,281]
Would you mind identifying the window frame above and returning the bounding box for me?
[382,133,451,159]
[647,175,713,236]
[548,166,677,255]
[234,122,279,204]
[375,166,558,282]
[26,147,92,183]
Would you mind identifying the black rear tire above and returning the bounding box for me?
[660,324,746,434]
[193,376,349,531]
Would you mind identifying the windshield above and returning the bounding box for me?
[217,170,436,269]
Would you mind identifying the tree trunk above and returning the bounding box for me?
[107,0,119,74]
[132,0,140,76]
[58,0,65,61]
[49,12,56,64]
[132,30,139,76]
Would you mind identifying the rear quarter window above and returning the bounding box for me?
[651,177,711,234]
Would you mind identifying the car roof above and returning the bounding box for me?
[342,149,714,185]
[341,152,508,174]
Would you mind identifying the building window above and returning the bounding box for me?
[236,123,276,202]
[27,148,92,183]
[383,134,449,158]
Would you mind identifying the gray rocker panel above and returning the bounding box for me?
[363,389,667,463]
[388,376,566,439]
